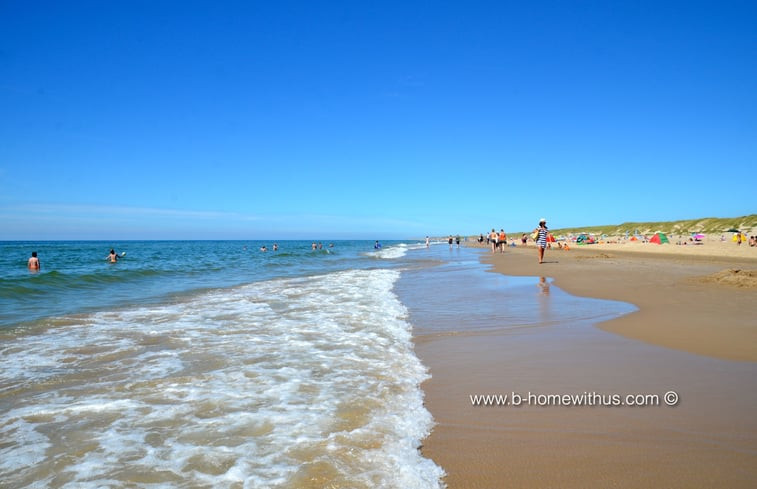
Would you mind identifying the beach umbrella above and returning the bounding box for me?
[726,228,740,232]
[693,233,705,240]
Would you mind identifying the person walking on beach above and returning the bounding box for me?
[535,218,549,264]
[490,229,498,253]
[28,251,40,271]
[498,229,507,253]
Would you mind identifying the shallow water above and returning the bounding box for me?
[395,247,636,337]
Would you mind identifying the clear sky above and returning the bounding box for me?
[1,1,755,240]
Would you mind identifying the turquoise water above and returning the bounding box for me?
[0,240,411,329]
[0,239,450,488]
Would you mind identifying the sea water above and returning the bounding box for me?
[1,240,445,488]
[0,241,634,488]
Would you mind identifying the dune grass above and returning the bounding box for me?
[547,215,757,237]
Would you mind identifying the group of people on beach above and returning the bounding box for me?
[478,219,552,263]
[486,229,509,253]
[736,233,756,247]
[447,235,462,248]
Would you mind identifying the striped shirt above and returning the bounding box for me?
[537,227,548,247]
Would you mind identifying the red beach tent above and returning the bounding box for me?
[649,232,669,244]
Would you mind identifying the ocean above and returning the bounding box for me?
[0,240,634,488]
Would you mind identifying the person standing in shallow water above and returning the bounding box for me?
[28,251,40,271]
[535,218,549,264]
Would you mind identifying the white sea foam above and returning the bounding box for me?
[0,269,444,488]
[370,242,427,260]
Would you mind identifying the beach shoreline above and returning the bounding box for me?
[477,242,757,362]
[416,242,757,488]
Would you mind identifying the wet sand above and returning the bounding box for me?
[484,243,757,362]
[417,244,757,488]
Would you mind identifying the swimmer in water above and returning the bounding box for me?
[28,251,40,271]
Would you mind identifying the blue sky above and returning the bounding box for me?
[1,1,755,240]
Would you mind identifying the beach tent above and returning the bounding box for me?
[649,232,669,244]
[576,234,596,245]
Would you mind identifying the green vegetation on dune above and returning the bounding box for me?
[483,215,757,239]
[548,215,757,237]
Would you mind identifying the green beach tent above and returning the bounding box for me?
[649,232,669,244]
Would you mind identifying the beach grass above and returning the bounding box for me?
[502,214,757,238]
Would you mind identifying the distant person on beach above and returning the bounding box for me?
[456,235,461,248]
[426,236,430,248]
[522,234,528,246]
[535,218,549,264]
[260,245,268,252]
[374,240,382,249]
[28,251,40,270]
[490,229,497,253]
[273,243,278,251]
[498,229,507,252]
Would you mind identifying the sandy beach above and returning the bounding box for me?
[417,240,757,488]
[483,237,757,362]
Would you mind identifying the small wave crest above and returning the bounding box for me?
[368,243,423,260]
